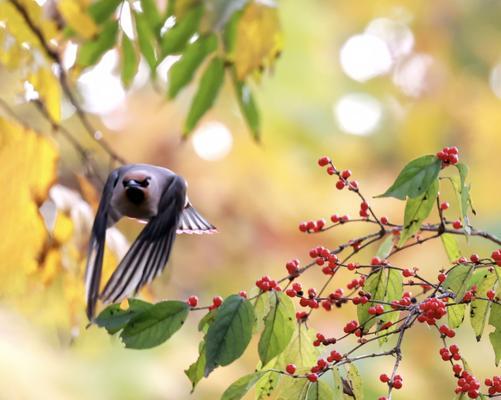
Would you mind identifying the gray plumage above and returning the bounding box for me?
[85,164,216,320]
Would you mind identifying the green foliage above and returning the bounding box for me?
[375,234,394,259]
[378,155,441,200]
[204,294,255,376]
[399,180,438,245]
[258,291,295,365]
[440,233,462,262]
[488,286,501,366]
[184,57,225,135]
[95,299,189,349]
[470,268,499,340]
[443,263,475,301]
[120,300,189,349]
[88,0,122,24]
[77,20,118,67]
[345,363,364,400]
[95,298,151,334]
[167,34,218,98]
[120,35,138,88]
[357,267,403,333]
[220,371,267,400]
[72,0,282,138]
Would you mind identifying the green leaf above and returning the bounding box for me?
[398,180,439,245]
[258,291,295,365]
[448,304,466,329]
[77,20,118,67]
[233,77,260,140]
[345,363,363,400]
[489,329,501,367]
[306,381,335,400]
[167,34,217,98]
[441,233,462,262]
[204,295,255,376]
[221,371,267,400]
[375,234,394,259]
[120,34,138,88]
[277,377,309,400]
[357,267,403,333]
[184,57,225,135]
[332,367,345,398]
[443,264,475,302]
[470,269,499,340]
[276,326,319,370]
[160,4,204,57]
[455,163,475,234]
[198,309,216,333]
[88,0,122,24]
[378,155,441,200]
[488,286,501,366]
[120,300,189,349]
[134,10,157,73]
[185,340,206,392]
[253,290,272,333]
[95,298,152,334]
[255,370,280,399]
[141,0,163,37]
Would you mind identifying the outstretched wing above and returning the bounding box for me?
[99,175,186,305]
[177,203,217,234]
[85,169,120,320]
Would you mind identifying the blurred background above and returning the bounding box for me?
[1,0,501,399]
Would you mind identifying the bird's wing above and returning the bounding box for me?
[99,175,186,305]
[85,169,120,320]
[177,203,217,234]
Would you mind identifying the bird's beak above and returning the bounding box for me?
[124,180,142,189]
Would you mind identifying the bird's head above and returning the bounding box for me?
[122,172,151,205]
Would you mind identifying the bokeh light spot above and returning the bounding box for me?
[339,34,392,82]
[334,93,383,135]
[192,122,233,161]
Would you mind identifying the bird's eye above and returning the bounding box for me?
[139,178,150,187]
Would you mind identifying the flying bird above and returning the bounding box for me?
[85,164,216,320]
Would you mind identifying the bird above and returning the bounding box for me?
[84,164,216,320]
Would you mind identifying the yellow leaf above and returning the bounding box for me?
[0,117,58,296]
[57,0,98,39]
[28,68,62,123]
[39,248,62,286]
[52,212,74,244]
[233,2,282,80]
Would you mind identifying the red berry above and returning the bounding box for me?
[331,214,340,223]
[336,180,345,190]
[239,290,247,298]
[187,295,198,307]
[438,273,446,283]
[470,254,480,263]
[452,220,462,229]
[341,169,351,179]
[371,256,382,266]
[285,364,296,375]
[380,216,389,225]
[318,156,330,167]
[487,290,496,300]
[380,373,389,383]
[440,202,449,210]
[327,166,336,175]
[402,268,414,277]
[307,373,318,382]
[213,296,223,306]
[392,379,403,389]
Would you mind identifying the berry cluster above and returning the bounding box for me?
[492,249,501,266]
[436,146,459,166]
[255,276,279,292]
[379,373,403,389]
[359,201,370,218]
[313,332,336,347]
[187,295,198,308]
[438,324,456,338]
[485,376,501,396]
[285,282,303,297]
[285,259,300,277]
[298,219,326,233]
[208,295,223,311]
[417,297,447,324]
[455,371,481,398]
[439,344,461,361]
